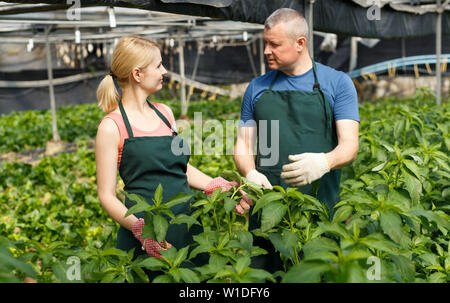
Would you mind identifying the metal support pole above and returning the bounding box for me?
[401,38,406,74]
[45,25,60,142]
[436,0,442,104]
[178,36,187,116]
[246,43,258,78]
[259,33,266,75]
[307,0,315,59]
[349,37,358,72]
[187,44,201,103]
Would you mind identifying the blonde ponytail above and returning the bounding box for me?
[96,36,160,113]
[97,74,120,113]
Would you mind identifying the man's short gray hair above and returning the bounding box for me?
[264,8,309,41]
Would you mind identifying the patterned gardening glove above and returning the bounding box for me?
[204,177,253,214]
[132,218,171,260]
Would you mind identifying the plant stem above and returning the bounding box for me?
[212,204,219,231]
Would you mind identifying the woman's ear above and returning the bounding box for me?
[131,67,141,83]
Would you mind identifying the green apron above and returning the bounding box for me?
[115,100,201,264]
[249,62,341,272]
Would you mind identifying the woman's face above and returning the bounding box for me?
[140,50,168,94]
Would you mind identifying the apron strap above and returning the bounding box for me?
[118,100,134,138]
[312,61,320,90]
[311,60,332,130]
[146,100,178,136]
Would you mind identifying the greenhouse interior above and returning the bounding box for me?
[0,0,449,287]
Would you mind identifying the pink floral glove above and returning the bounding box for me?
[204,177,253,214]
[132,218,171,260]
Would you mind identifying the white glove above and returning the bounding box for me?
[246,169,273,189]
[280,153,330,187]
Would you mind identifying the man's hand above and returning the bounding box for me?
[246,169,273,189]
[280,153,330,186]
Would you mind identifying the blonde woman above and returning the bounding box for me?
[95,36,252,266]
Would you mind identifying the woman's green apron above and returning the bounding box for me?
[116,100,198,261]
[250,61,341,272]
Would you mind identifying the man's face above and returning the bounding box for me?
[263,22,302,73]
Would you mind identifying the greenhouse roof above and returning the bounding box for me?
[0,0,449,38]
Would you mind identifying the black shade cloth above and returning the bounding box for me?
[0,0,449,38]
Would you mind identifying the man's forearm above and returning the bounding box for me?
[325,139,358,170]
[234,153,256,177]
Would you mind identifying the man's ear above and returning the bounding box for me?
[131,68,141,83]
[296,36,307,52]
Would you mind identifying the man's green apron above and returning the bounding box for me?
[115,100,203,271]
[250,61,341,272]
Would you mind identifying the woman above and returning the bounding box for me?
[95,36,252,263]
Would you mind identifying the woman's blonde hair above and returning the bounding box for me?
[96,36,160,112]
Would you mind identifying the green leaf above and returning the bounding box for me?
[179,268,200,283]
[302,237,339,258]
[217,232,230,249]
[233,230,253,254]
[282,261,331,283]
[142,212,156,239]
[160,246,177,265]
[170,214,201,230]
[164,193,192,208]
[152,274,173,283]
[154,184,163,206]
[427,272,446,283]
[403,159,422,181]
[360,233,400,254]
[252,192,284,215]
[235,256,251,275]
[132,266,149,283]
[173,246,189,267]
[260,202,288,232]
[379,210,410,248]
[192,199,209,207]
[408,208,450,235]
[153,214,169,243]
[312,221,351,239]
[333,205,353,223]
[268,231,298,260]
[100,248,128,257]
[210,188,222,203]
[401,169,422,205]
[224,197,238,213]
[124,192,151,217]
[245,268,276,282]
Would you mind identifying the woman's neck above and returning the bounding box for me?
[121,87,149,114]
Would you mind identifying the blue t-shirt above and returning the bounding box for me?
[240,63,360,123]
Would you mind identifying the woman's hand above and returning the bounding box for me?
[204,177,253,215]
[132,218,172,259]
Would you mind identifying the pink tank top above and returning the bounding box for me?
[99,102,175,169]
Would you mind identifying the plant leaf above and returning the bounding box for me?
[164,193,192,208]
[260,202,288,232]
[252,192,284,215]
[124,192,151,217]
[224,197,238,213]
[153,214,169,243]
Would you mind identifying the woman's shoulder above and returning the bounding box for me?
[98,110,122,134]
[152,102,175,121]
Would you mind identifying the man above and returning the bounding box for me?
[234,8,359,271]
